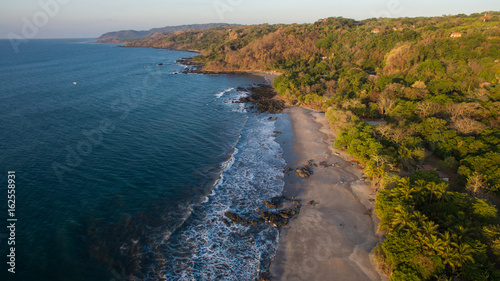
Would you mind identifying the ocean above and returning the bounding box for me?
[0,39,287,280]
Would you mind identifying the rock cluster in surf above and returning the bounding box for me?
[239,85,285,114]
[224,196,301,228]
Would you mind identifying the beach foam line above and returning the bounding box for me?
[152,111,285,281]
[215,87,234,99]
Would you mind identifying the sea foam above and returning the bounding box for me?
[148,89,285,281]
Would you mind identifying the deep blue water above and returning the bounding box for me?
[0,39,285,280]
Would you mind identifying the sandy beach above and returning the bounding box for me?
[249,71,282,84]
[271,106,387,281]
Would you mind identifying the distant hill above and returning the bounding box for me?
[97,23,236,42]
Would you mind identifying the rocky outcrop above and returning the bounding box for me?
[307,159,318,167]
[293,160,317,178]
[224,196,301,228]
[224,212,260,226]
[240,85,285,113]
[176,58,203,66]
[261,208,299,227]
[296,166,313,178]
[264,201,281,209]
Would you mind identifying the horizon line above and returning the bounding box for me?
[1,10,497,40]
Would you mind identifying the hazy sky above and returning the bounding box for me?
[0,0,498,38]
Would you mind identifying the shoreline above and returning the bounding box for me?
[117,47,384,279]
[173,53,386,279]
[271,106,387,281]
[175,57,281,85]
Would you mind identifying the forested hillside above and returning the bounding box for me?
[97,23,235,42]
[127,12,500,280]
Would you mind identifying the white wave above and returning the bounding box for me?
[152,114,286,281]
[215,88,234,99]
[220,90,249,113]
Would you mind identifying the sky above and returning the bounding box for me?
[0,0,498,39]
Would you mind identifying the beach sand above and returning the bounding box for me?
[271,106,387,281]
[249,71,281,84]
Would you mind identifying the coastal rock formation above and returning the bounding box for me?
[224,212,260,226]
[260,208,299,227]
[176,58,203,66]
[224,196,301,228]
[307,159,318,167]
[224,212,244,224]
[264,201,281,209]
[296,166,313,178]
[294,160,317,178]
[240,85,285,113]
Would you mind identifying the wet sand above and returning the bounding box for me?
[271,106,387,281]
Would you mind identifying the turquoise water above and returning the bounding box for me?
[0,39,285,280]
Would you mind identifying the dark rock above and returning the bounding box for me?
[273,131,282,135]
[268,117,277,121]
[296,166,313,178]
[257,99,284,113]
[261,208,299,227]
[176,58,203,66]
[308,200,320,206]
[265,201,280,209]
[307,159,318,167]
[224,212,243,224]
[239,85,285,113]
[319,161,331,168]
[224,212,261,226]
[265,196,286,209]
[257,273,272,281]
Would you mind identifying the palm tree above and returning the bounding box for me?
[396,178,413,202]
[424,234,445,255]
[427,182,439,202]
[441,245,459,271]
[413,180,428,204]
[454,243,475,268]
[413,212,428,226]
[391,206,414,232]
[452,226,466,244]
[405,221,420,235]
[440,242,474,272]
[434,182,449,202]
[422,220,439,237]
[440,231,453,249]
